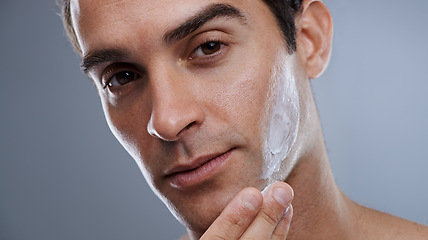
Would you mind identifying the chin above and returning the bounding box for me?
[160,177,267,234]
[165,186,234,234]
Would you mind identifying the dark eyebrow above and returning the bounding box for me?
[81,4,245,73]
[81,49,129,73]
[163,3,246,45]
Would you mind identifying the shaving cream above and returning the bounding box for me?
[262,54,300,182]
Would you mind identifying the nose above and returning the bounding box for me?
[147,73,205,142]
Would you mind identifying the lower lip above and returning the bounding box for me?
[168,150,233,189]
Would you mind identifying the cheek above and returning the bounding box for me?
[214,63,272,147]
[103,104,139,157]
[100,96,154,170]
[102,101,163,193]
[261,55,300,181]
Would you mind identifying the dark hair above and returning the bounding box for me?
[262,0,303,52]
[59,0,303,55]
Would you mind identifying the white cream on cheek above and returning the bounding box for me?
[261,54,300,183]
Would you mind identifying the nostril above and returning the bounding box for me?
[146,99,205,142]
[177,121,198,137]
[147,117,157,137]
[147,116,178,141]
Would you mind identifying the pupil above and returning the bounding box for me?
[202,42,220,55]
[118,72,133,84]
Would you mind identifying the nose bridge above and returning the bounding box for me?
[147,65,204,141]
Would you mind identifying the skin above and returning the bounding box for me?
[70,0,428,239]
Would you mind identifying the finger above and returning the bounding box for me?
[200,187,262,240]
[272,204,293,240]
[240,182,293,239]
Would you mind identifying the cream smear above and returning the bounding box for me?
[262,55,299,182]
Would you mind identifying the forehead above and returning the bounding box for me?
[70,0,278,54]
[71,0,254,19]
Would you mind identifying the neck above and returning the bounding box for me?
[285,122,360,239]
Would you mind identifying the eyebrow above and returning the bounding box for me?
[81,48,128,73]
[163,3,246,45]
[81,3,246,73]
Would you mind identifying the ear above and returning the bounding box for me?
[295,0,333,79]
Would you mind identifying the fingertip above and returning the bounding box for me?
[261,182,274,196]
[239,187,263,211]
[264,182,294,207]
[275,181,294,196]
[262,182,294,195]
[272,187,292,207]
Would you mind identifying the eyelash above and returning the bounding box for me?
[101,65,140,89]
[100,38,229,90]
[188,38,229,61]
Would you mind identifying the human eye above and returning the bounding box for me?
[100,63,142,91]
[103,70,140,89]
[189,40,228,60]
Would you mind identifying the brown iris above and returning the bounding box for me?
[200,42,222,55]
[108,71,139,87]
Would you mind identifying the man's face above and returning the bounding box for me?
[71,0,303,232]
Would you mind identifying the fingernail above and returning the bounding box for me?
[241,193,259,211]
[272,187,292,207]
[284,205,291,216]
[261,183,274,196]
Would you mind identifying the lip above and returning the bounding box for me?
[165,149,234,189]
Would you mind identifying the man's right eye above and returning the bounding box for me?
[104,71,140,89]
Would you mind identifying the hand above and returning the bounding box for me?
[201,182,294,239]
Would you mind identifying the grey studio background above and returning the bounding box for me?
[1,0,428,239]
